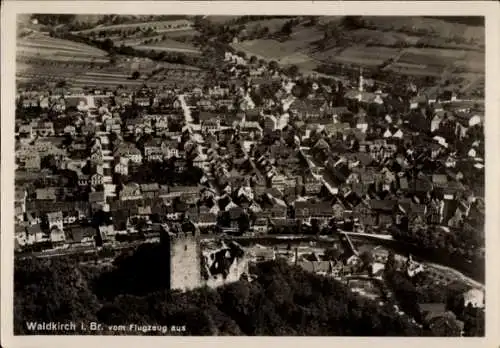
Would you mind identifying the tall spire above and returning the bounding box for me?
[358,67,364,92]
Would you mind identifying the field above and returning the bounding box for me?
[133,39,201,55]
[205,16,240,24]
[236,18,293,34]
[232,39,299,60]
[364,16,484,44]
[17,33,110,65]
[16,54,204,90]
[385,47,485,76]
[74,19,194,35]
[319,46,401,67]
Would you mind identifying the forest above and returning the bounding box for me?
[14,243,484,336]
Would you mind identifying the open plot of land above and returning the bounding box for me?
[232,39,297,60]
[17,33,110,65]
[205,16,240,24]
[110,30,199,47]
[393,47,485,75]
[240,18,292,34]
[384,63,444,77]
[19,33,108,56]
[355,29,421,46]
[133,39,201,54]
[74,19,193,35]
[324,46,401,67]
[364,16,484,43]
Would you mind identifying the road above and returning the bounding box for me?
[178,94,194,125]
[299,146,338,196]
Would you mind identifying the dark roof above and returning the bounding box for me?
[369,199,397,212]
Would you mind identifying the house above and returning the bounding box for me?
[216,98,235,111]
[18,124,34,139]
[201,118,221,133]
[289,99,322,120]
[463,288,485,309]
[197,206,218,227]
[23,153,41,171]
[162,140,180,159]
[50,225,66,243]
[25,224,47,245]
[47,211,64,231]
[369,199,397,226]
[140,183,160,200]
[410,95,427,110]
[114,156,129,176]
[197,98,214,110]
[36,188,57,201]
[120,183,143,201]
[431,174,448,189]
[431,114,443,133]
[22,97,39,109]
[66,226,96,246]
[295,201,334,221]
[263,115,278,132]
[114,143,143,164]
[143,138,164,162]
[134,95,151,107]
[31,121,55,137]
[91,173,103,188]
[301,175,323,195]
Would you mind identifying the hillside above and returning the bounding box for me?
[227,16,484,95]
[14,251,424,336]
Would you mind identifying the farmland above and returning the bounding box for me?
[317,46,401,67]
[363,16,484,44]
[232,39,299,60]
[383,47,485,78]
[17,33,110,64]
[133,39,201,55]
[73,19,193,35]
[16,52,205,90]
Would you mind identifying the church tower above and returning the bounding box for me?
[358,67,364,92]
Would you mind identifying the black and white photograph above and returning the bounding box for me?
[1,1,499,345]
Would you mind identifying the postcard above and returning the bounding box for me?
[1,1,499,348]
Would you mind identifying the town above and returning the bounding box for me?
[13,14,485,337]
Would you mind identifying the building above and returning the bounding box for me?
[161,230,201,292]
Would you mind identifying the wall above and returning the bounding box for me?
[204,256,249,289]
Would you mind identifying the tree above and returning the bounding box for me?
[280,21,294,37]
[324,247,343,261]
[131,71,140,80]
[237,212,250,235]
[359,251,374,266]
[286,65,299,78]
[342,16,366,30]
[55,80,67,88]
[268,60,279,71]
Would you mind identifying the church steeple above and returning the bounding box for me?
[358,67,364,92]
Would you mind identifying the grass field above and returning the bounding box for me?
[392,47,485,75]
[324,46,401,67]
[134,39,201,54]
[232,39,298,60]
[74,19,193,35]
[365,16,484,43]
[239,18,292,34]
